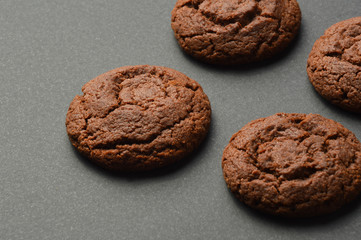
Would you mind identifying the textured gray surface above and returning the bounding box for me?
[1,0,361,239]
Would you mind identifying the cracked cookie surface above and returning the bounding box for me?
[307,17,361,113]
[222,113,361,217]
[66,65,211,171]
[171,0,301,65]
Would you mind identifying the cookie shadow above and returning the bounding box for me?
[70,118,215,181]
[228,187,361,227]
[174,23,304,73]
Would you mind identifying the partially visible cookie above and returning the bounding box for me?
[222,113,361,217]
[307,17,361,113]
[66,65,211,171]
[171,0,301,65]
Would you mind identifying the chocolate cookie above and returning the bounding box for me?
[171,0,301,65]
[66,65,211,171]
[222,113,361,217]
[307,17,361,113]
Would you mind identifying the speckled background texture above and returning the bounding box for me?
[1,0,361,239]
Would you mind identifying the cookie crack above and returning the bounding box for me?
[181,0,261,29]
[324,39,361,68]
[76,67,204,151]
[324,54,361,68]
[88,90,198,151]
[180,0,200,10]
[182,30,217,39]
[232,121,353,181]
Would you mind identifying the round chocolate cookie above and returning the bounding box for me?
[222,113,361,217]
[66,65,211,171]
[171,0,301,65]
[307,17,361,113]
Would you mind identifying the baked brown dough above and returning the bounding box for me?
[66,65,211,171]
[171,0,301,65]
[307,17,361,113]
[222,113,361,217]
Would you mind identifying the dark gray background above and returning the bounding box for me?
[1,0,361,239]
